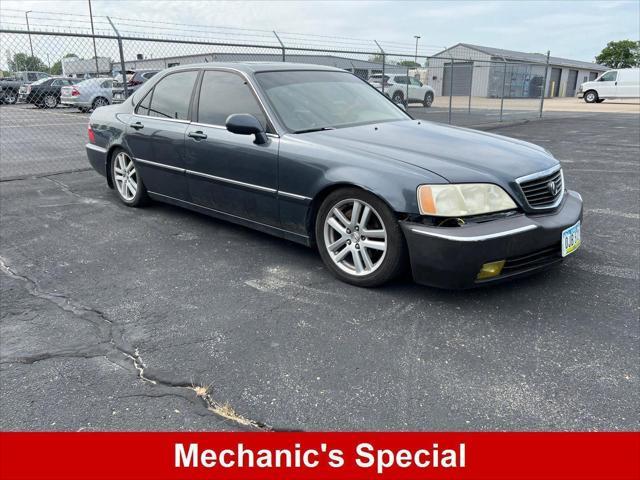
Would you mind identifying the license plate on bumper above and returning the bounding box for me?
[561,220,581,257]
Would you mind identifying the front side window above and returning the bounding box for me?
[197,71,266,128]
[410,77,422,86]
[599,71,617,82]
[255,70,409,133]
[146,70,198,120]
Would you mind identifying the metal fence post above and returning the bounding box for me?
[374,40,385,95]
[539,50,550,118]
[499,60,507,122]
[273,31,285,62]
[468,62,473,113]
[448,58,454,124]
[107,17,129,99]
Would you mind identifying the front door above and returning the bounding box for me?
[596,70,618,97]
[185,70,279,227]
[126,70,199,200]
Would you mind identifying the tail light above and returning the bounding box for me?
[71,87,80,96]
[87,124,95,144]
[26,85,31,93]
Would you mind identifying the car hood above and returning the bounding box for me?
[295,120,559,185]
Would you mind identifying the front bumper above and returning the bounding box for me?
[400,190,583,289]
[577,92,584,98]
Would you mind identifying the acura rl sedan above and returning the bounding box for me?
[85,63,582,288]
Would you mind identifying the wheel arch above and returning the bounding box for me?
[105,144,129,189]
[305,181,406,246]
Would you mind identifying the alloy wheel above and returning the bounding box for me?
[94,98,108,109]
[44,95,57,108]
[113,152,138,201]
[323,198,387,276]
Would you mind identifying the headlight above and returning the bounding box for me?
[417,184,517,217]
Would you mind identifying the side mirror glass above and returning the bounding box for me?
[225,113,268,144]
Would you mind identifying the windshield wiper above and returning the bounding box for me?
[293,126,336,134]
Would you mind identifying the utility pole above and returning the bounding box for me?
[413,35,421,65]
[25,11,34,57]
[88,0,100,77]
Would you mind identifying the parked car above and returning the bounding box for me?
[0,71,50,104]
[61,77,113,112]
[111,70,159,103]
[86,63,582,288]
[19,76,74,108]
[578,68,640,103]
[368,74,435,107]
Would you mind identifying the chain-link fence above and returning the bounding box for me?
[0,19,551,180]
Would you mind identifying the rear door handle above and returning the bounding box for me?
[129,122,144,130]
[188,131,208,140]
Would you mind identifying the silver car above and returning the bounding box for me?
[60,77,113,112]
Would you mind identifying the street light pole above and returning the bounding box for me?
[25,11,34,57]
[88,0,100,77]
[413,35,421,65]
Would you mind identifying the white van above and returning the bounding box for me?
[577,68,640,103]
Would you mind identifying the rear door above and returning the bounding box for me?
[126,69,199,200]
[617,69,640,98]
[185,69,280,227]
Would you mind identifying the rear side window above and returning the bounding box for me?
[394,76,408,84]
[100,80,112,89]
[197,71,266,128]
[136,90,152,116]
[146,71,198,120]
[142,72,158,79]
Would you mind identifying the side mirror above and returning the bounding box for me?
[226,113,268,145]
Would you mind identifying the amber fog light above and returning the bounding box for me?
[476,260,506,280]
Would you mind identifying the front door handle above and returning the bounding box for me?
[188,131,208,140]
[129,122,144,130]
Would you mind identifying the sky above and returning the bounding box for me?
[1,0,639,62]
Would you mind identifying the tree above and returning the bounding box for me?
[398,60,421,68]
[8,53,48,72]
[595,40,640,68]
[49,53,78,75]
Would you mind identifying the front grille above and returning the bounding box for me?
[501,243,561,275]
[518,168,563,208]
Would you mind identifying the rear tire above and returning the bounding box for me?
[391,91,404,105]
[315,188,407,287]
[110,148,149,207]
[584,90,598,103]
[2,90,18,104]
[423,91,434,107]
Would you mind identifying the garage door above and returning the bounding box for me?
[566,69,578,96]
[442,62,472,96]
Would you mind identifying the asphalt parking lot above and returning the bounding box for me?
[0,109,638,431]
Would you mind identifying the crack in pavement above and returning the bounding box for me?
[0,256,271,430]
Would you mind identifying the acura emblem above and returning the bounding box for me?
[547,181,558,196]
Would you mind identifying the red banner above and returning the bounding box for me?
[1,432,638,480]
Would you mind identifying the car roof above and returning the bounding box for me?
[166,62,345,74]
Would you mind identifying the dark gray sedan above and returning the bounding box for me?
[85,63,582,288]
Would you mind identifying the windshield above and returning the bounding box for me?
[255,70,409,133]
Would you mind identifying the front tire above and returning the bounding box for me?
[92,97,109,110]
[584,90,598,103]
[111,149,149,207]
[43,94,58,108]
[315,188,406,287]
